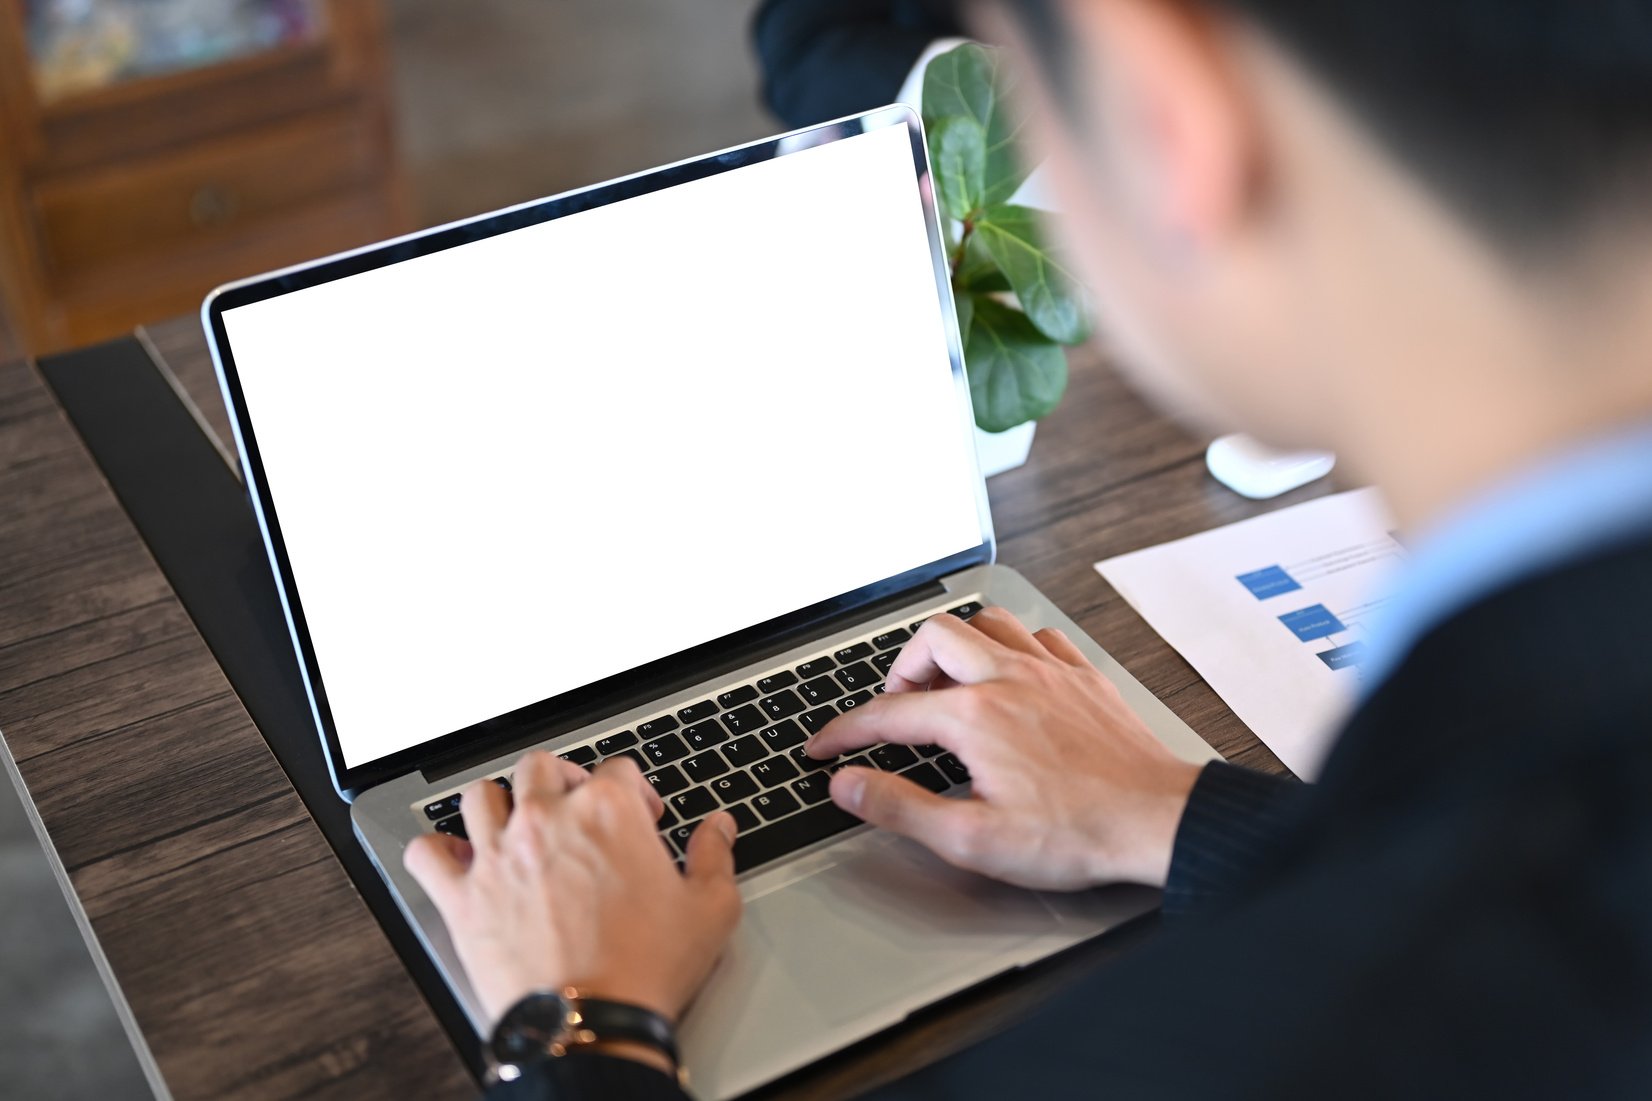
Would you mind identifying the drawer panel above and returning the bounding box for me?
[33,110,381,274]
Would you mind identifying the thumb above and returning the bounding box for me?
[404,832,472,909]
[685,811,738,886]
[831,767,978,864]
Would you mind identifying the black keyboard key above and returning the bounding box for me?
[596,731,637,755]
[646,764,689,796]
[641,733,689,767]
[667,822,699,854]
[671,786,718,820]
[721,703,768,736]
[753,788,801,821]
[788,744,834,772]
[757,670,798,693]
[796,657,835,678]
[948,601,985,619]
[728,803,760,833]
[837,689,873,712]
[682,750,730,783]
[916,744,945,758]
[937,752,971,785]
[872,628,911,650]
[798,676,844,705]
[612,749,646,770]
[558,745,599,767]
[423,794,461,820]
[759,718,807,752]
[834,661,880,690]
[682,719,729,751]
[799,705,838,734]
[758,688,806,721]
[434,815,467,839]
[718,684,759,709]
[902,762,950,793]
[677,700,719,724]
[791,773,832,805]
[871,649,900,675]
[752,756,799,787]
[834,641,875,663]
[910,619,928,633]
[722,735,768,767]
[870,744,919,771]
[493,776,512,793]
[828,755,873,775]
[712,772,759,804]
[657,805,678,830]
[637,715,680,740]
[733,801,862,873]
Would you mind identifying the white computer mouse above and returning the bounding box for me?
[1206,434,1336,499]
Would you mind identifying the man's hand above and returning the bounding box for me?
[403,751,742,1032]
[806,608,1202,890]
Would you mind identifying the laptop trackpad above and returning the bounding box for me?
[749,833,1060,1027]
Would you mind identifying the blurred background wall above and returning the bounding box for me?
[0,0,774,356]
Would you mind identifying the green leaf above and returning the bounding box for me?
[974,204,1092,345]
[928,116,987,222]
[954,290,976,347]
[922,44,1028,207]
[963,297,1069,432]
[954,229,1012,293]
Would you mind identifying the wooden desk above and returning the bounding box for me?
[0,317,1322,1099]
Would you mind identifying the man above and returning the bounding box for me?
[408,0,1652,1095]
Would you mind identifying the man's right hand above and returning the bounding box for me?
[804,607,1203,890]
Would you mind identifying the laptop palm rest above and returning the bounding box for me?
[678,828,1070,1099]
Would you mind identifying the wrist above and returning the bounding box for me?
[1096,758,1203,888]
[582,1039,676,1078]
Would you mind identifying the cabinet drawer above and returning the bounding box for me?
[33,110,381,275]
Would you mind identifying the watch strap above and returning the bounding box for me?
[567,996,680,1067]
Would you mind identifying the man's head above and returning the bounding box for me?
[976,0,1652,525]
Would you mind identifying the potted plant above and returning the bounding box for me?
[921,43,1091,475]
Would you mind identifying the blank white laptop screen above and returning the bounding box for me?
[220,123,984,769]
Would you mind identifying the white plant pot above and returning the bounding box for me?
[974,421,1036,478]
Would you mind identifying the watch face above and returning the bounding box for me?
[491,992,570,1066]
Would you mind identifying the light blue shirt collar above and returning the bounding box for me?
[1361,424,1652,695]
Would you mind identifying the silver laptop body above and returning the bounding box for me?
[202,106,1217,1099]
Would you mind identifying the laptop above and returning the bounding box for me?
[202,105,1218,1098]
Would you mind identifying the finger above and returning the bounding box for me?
[515,749,582,799]
[885,614,1003,693]
[806,688,970,758]
[1033,626,1090,668]
[404,832,472,907]
[964,606,1045,657]
[831,767,983,865]
[591,756,665,819]
[685,811,737,885]
[460,776,511,847]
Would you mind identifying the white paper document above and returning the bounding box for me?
[1096,488,1403,779]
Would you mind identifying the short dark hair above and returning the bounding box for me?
[1002,0,1652,254]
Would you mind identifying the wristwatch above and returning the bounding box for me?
[484,986,683,1086]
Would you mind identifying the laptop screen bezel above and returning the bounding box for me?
[202,106,995,799]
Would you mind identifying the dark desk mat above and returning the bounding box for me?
[39,338,485,1079]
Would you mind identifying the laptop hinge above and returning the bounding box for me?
[419,578,950,784]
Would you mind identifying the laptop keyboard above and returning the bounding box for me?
[418,600,982,875]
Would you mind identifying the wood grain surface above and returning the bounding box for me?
[3,316,1335,1099]
[0,355,472,1099]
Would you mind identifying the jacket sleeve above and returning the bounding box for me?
[1162,760,1306,919]
[751,0,963,128]
[485,1052,689,1101]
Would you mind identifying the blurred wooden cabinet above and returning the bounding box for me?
[0,0,410,355]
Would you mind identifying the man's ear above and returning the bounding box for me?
[1062,0,1257,255]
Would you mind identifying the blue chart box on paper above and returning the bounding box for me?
[1236,565,1303,601]
[1317,642,1367,671]
[1279,604,1346,643]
